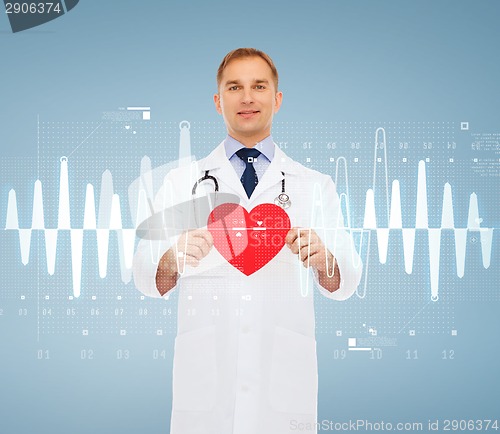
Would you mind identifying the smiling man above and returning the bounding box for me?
[214,53,282,147]
[133,48,362,434]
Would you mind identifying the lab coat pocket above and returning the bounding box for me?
[269,326,318,415]
[172,325,217,412]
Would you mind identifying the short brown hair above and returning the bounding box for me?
[216,48,279,91]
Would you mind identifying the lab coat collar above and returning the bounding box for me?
[200,141,298,205]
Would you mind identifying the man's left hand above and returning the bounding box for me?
[285,227,340,292]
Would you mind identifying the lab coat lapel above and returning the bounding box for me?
[200,141,248,200]
[200,141,297,207]
[248,144,296,206]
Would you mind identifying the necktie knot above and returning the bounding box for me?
[235,148,261,198]
[236,148,261,164]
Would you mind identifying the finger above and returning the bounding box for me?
[297,228,319,245]
[288,239,298,254]
[184,243,205,261]
[187,236,212,259]
[293,229,314,257]
[301,254,311,268]
[198,231,214,254]
[299,243,321,262]
[197,238,212,257]
[174,236,202,260]
[204,230,214,247]
[286,228,303,254]
[176,259,200,273]
[190,229,214,248]
[176,231,192,250]
[285,227,300,247]
[295,231,311,254]
[180,232,211,260]
[183,255,200,268]
[189,231,214,256]
[185,257,200,268]
[307,250,337,274]
[302,249,327,268]
[175,251,200,269]
[305,250,325,269]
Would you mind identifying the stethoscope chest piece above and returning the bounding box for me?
[275,193,291,209]
[274,172,291,209]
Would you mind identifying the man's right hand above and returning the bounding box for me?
[168,229,214,272]
[156,229,214,295]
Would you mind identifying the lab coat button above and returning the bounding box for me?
[241,326,250,334]
[241,385,249,392]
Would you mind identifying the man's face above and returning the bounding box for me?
[214,56,283,146]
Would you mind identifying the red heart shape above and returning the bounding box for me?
[207,203,291,276]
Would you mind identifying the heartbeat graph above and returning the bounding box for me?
[5,158,136,298]
[355,128,494,301]
[2,123,496,299]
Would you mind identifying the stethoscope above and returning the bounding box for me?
[192,170,292,209]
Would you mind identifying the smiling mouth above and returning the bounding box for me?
[238,110,260,118]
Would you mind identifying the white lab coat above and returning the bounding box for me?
[133,142,362,434]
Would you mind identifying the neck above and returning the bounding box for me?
[229,132,271,148]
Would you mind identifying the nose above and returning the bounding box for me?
[241,87,253,104]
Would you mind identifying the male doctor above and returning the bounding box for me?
[133,48,362,434]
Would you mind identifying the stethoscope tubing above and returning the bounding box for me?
[192,170,291,209]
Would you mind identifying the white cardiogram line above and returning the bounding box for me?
[298,180,364,298]
[3,125,496,300]
[5,157,138,298]
[3,121,194,298]
[360,127,495,301]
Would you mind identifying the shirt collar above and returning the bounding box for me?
[224,135,275,162]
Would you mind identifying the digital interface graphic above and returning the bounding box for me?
[1,1,499,434]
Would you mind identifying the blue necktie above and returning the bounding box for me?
[236,148,261,198]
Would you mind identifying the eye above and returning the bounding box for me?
[229,85,239,91]
[255,85,266,90]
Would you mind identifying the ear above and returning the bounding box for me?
[274,91,283,114]
[213,93,222,115]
